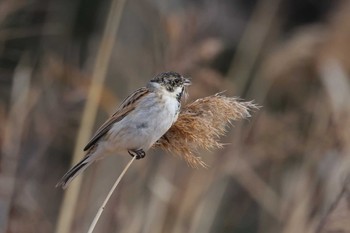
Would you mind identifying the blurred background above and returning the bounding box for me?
[1,0,350,232]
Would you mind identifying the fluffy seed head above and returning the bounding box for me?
[154,93,259,167]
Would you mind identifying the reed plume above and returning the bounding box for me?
[155,93,258,167]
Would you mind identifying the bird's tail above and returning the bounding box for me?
[56,155,93,189]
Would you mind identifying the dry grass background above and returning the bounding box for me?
[1,0,350,233]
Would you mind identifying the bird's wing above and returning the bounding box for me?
[83,87,150,151]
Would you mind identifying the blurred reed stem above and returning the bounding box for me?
[227,156,281,221]
[315,180,349,233]
[226,0,281,97]
[54,0,128,232]
[0,55,34,233]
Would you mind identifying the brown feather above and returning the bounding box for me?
[83,87,150,151]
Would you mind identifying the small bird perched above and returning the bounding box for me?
[56,72,191,189]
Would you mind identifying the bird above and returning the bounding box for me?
[56,71,191,189]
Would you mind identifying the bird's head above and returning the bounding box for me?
[148,71,191,100]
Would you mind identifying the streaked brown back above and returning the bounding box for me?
[83,87,150,151]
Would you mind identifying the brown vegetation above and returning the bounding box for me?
[156,94,257,167]
[1,0,350,233]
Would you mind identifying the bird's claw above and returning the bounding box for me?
[128,149,146,160]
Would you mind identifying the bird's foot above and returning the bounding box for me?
[128,149,146,160]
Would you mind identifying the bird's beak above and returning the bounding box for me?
[183,77,191,86]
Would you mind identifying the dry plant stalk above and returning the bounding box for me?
[87,156,136,233]
[155,93,258,167]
